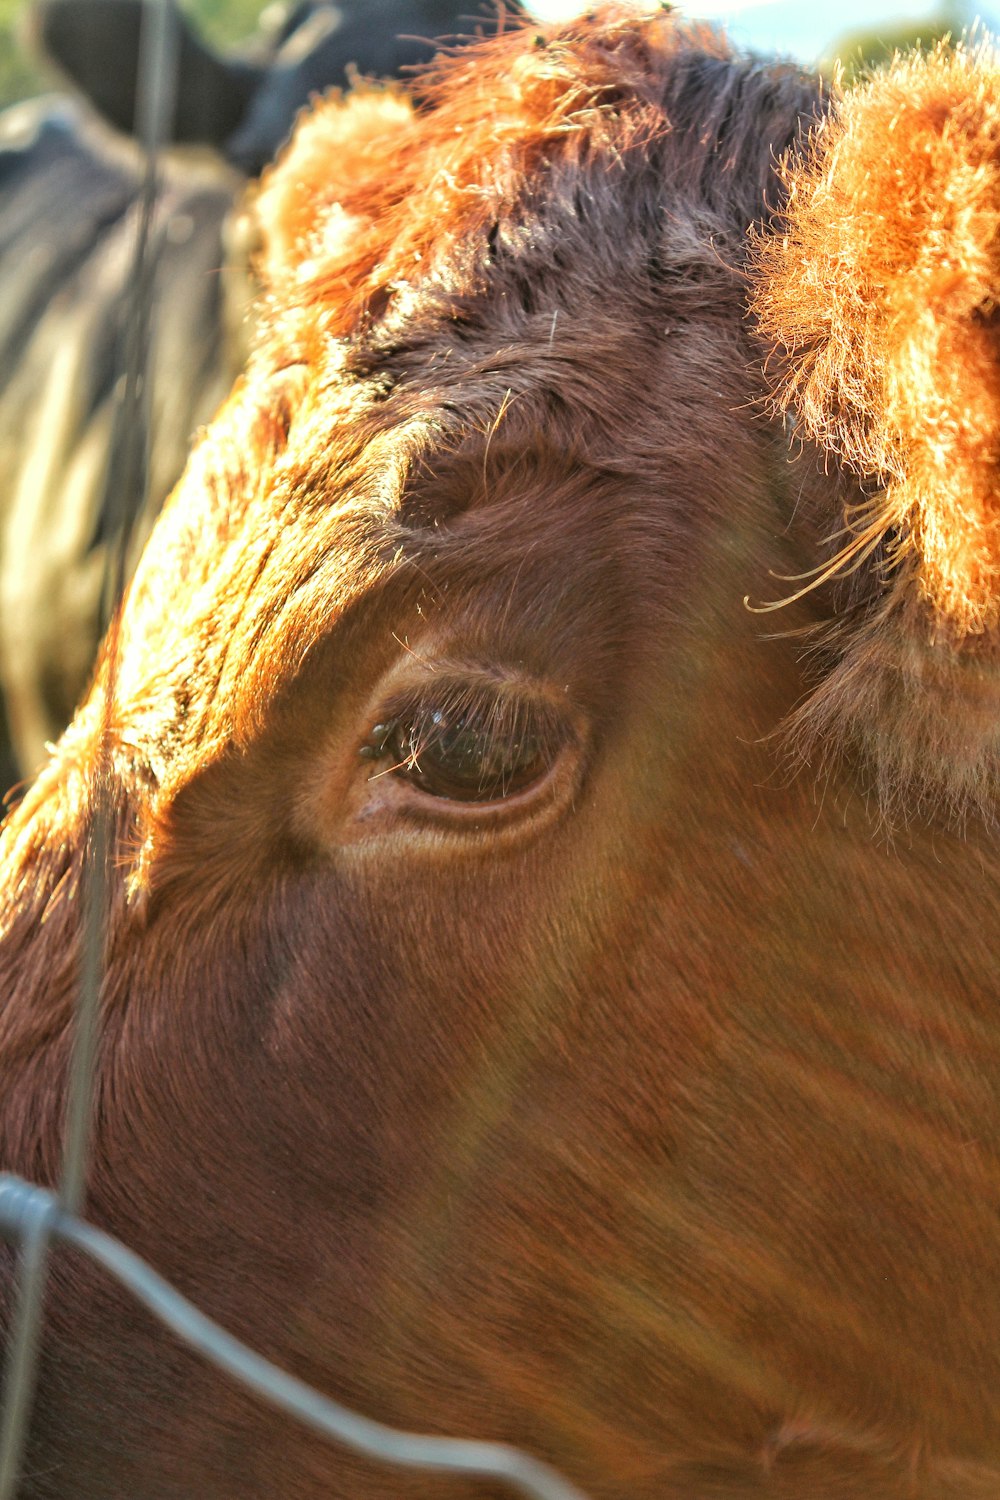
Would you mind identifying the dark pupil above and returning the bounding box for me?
[391,708,547,802]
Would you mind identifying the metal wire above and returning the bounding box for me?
[0,4,179,1493]
[0,1187,60,1500]
[60,0,181,1222]
[0,1177,587,1500]
[0,7,591,1499]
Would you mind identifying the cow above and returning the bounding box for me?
[2,6,1000,1498]
[30,0,529,174]
[0,0,525,789]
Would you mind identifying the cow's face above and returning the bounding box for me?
[3,12,1000,1500]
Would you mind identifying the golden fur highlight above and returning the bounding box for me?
[748,42,1000,820]
[751,41,1000,639]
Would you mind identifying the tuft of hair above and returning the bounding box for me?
[749,40,1000,824]
[253,5,816,351]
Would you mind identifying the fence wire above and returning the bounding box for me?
[0,1177,586,1500]
[0,3,589,1496]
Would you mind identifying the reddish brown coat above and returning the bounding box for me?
[2,9,999,1498]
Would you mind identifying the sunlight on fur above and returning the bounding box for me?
[750,41,1000,823]
[753,40,1000,638]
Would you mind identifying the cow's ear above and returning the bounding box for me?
[251,85,418,334]
[748,41,1000,818]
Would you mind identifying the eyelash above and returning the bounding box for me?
[358,688,564,804]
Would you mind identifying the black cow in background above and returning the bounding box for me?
[0,0,524,789]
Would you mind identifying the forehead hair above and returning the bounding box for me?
[255,9,825,349]
[101,10,824,791]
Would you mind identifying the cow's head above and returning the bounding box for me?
[3,9,1000,1498]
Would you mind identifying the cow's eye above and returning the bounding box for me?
[361,693,563,803]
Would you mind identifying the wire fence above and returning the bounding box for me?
[0,4,589,1496]
[0,1177,585,1500]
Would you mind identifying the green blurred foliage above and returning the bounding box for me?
[190,0,271,44]
[0,0,267,109]
[0,0,47,103]
[827,1,971,79]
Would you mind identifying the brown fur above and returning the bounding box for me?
[2,10,1000,1499]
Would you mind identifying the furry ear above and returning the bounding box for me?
[252,84,418,316]
[749,41,1000,823]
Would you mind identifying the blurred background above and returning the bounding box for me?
[2,0,1000,109]
[539,0,998,70]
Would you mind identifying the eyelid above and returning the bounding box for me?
[295,657,587,851]
[360,665,582,819]
[361,678,571,761]
[378,697,562,800]
[368,667,550,719]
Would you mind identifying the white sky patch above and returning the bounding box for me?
[526,0,1000,63]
